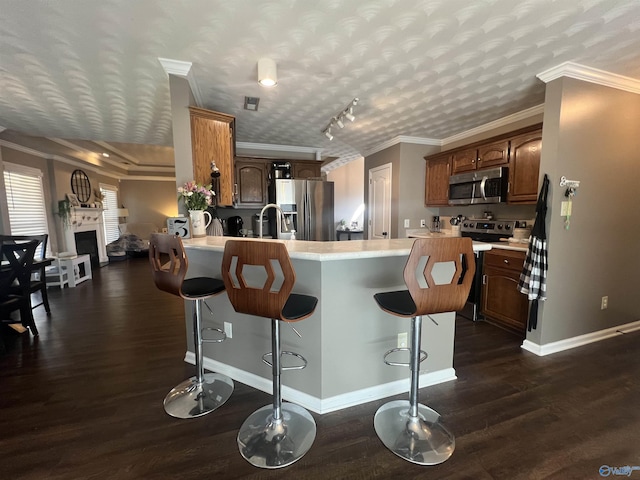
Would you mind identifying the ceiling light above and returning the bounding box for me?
[344,108,355,122]
[324,129,333,141]
[102,152,110,157]
[257,58,277,87]
[320,97,359,140]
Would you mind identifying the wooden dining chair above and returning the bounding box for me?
[1,240,40,335]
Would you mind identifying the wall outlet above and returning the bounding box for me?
[397,332,407,348]
[420,219,426,228]
[601,296,608,310]
[224,321,233,338]
[404,219,410,228]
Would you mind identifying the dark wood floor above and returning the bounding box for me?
[1,258,639,480]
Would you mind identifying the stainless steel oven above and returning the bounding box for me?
[449,166,508,205]
[458,219,523,322]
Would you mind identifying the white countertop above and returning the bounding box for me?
[405,228,529,252]
[183,236,492,261]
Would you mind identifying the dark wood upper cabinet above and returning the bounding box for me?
[234,158,268,207]
[508,130,542,203]
[451,140,509,174]
[424,153,451,206]
[292,161,322,179]
[478,140,509,169]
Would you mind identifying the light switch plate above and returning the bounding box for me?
[404,219,410,228]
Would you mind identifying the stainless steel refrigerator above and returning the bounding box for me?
[268,179,335,241]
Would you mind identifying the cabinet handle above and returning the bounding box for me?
[234,183,238,194]
[503,259,509,264]
[482,274,487,285]
[471,158,475,163]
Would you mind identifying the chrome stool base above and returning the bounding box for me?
[374,399,455,465]
[163,373,234,419]
[238,402,316,469]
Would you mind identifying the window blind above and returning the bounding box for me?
[100,184,120,244]
[3,164,50,255]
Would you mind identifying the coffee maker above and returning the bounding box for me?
[227,216,244,236]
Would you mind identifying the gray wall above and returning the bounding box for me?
[119,179,178,231]
[364,144,401,239]
[536,77,640,344]
[169,75,195,217]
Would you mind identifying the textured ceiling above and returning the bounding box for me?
[1,0,640,174]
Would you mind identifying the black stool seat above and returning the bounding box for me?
[282,293,318,321]
[374,290,416,317]
[182,277,225,298]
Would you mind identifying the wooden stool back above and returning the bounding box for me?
[404,237,475,315]
[221,240,295,321]
[148,233,188,299]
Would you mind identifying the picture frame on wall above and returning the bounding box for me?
[167,216,191,239]
[66,193,80,207]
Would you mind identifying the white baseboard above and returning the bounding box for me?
[521,319,640,356]
[184,352,456,414]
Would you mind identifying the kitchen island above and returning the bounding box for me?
[182,237,490,414]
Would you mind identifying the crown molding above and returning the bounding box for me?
[0,139,50,159]
[441,104,545,146]
[236,142,323,160]
[0,126,6,134]
[537,62,640,95]
[119,175,176,182]
[158,57,203,107]
[363,135,440,158]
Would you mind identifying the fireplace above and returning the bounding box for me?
[75,231,99,267]
[63,208,108,265]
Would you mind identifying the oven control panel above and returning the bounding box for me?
[460,219,527,240]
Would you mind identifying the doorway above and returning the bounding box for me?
[368,163,392,239]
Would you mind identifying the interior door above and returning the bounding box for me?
[368,163,392,239]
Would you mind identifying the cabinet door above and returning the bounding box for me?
[481,251,528,335]
[424,154,451,206]
[189,107,236,206]
[508,130,542,204]
[477,140,509,169]
[292,161,321,179]
[451,148,478,174]
[235,159,268,207]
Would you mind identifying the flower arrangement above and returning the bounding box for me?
[178,181,215,211]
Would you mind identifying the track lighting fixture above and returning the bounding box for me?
[324,128,334,141]
[344,107,355,122]
[320,97,359,140]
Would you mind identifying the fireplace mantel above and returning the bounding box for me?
[63,207,108,265]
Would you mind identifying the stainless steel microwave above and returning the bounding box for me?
[448,166,508,205]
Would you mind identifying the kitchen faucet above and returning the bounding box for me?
[259,203,289,238]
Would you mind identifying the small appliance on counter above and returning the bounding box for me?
[270,162,292,180]
[227,215,244,237]
[252,213,269,237]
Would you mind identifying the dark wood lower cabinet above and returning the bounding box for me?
[481,249,528,335]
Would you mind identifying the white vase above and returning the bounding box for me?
[189,210,212,238]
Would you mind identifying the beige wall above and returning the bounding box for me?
[119,179,178,231]
[535,78,640,345]
[327,156,364,229]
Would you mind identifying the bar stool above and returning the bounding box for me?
[221,239,317,469]
[373,237,475,465]
[149,233,234,419]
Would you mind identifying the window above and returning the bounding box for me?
[100,184,120,244]
[3,163,50,257]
